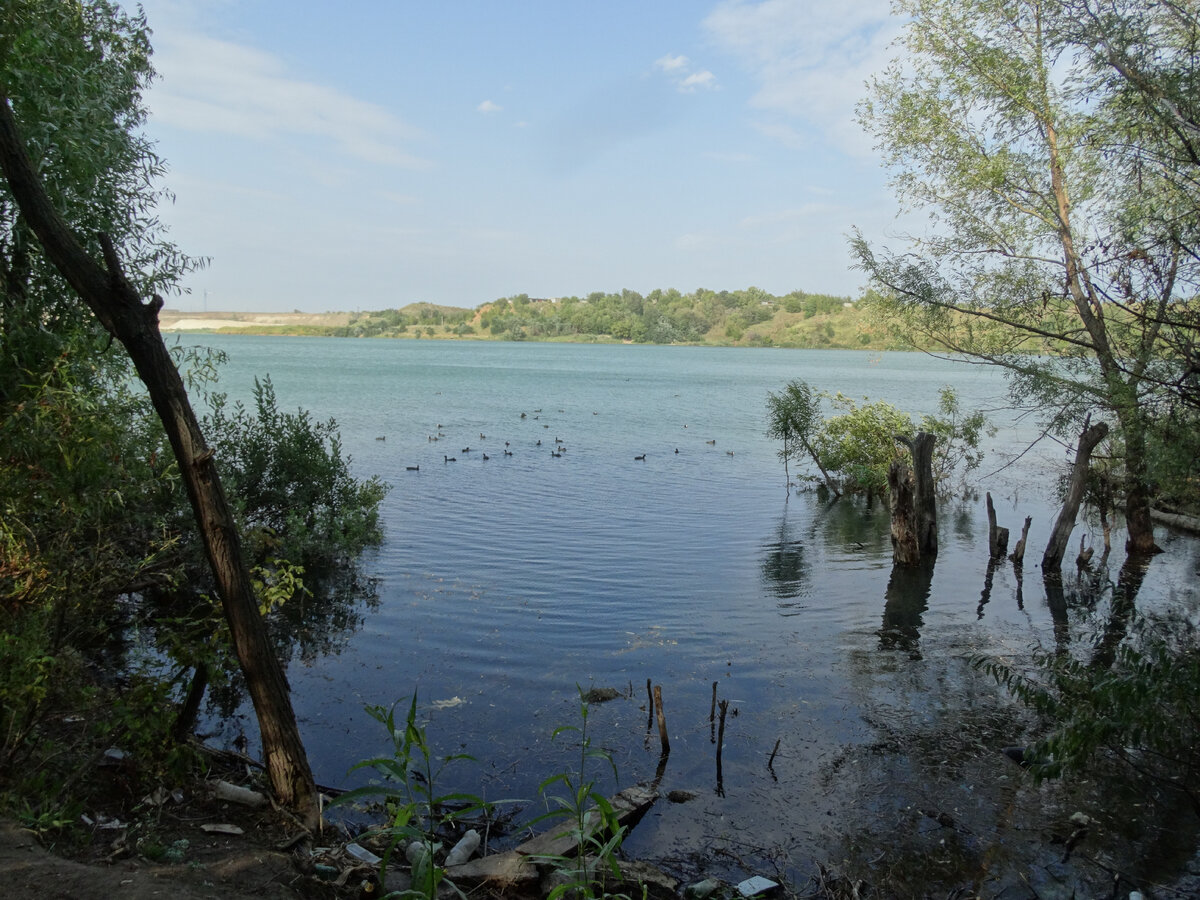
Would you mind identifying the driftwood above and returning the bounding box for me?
[1042,418,1109,570]
[1150,507,1200,535]
[889,432,938,565]
[511,785,658,861]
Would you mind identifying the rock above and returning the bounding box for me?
[667,790,697,804]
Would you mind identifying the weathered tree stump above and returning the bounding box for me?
[1042,418,1109,570]
[1010,516,1032,564]
[890,432,938,565]
[986,493,1009,559]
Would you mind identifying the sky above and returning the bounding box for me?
[136,0,908,313]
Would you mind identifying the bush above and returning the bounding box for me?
[204,376,388,574]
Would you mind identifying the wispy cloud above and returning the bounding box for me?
[655,52,718,93]
[148,29,430,169]
[655,53,690,72]
[704,0,899,155]
[679,71,717,92]
[477,99,503,114]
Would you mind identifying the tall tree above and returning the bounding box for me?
[851,0,1200,554]
[0,1,317,825]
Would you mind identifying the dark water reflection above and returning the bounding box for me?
[879,560,934,655]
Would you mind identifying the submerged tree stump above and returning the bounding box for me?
[890,432,938,565]
[1010,515,1033,564]
[986,493,1009,559]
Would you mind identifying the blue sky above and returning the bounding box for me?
[138,0,906,312]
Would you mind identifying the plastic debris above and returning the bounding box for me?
[346,842,383,865]
[406,841,431,866]
[445,829,480,866]
[212,779,268,808]
[736,875,779,897]
[200,823,244,835]
[685,877,722,899]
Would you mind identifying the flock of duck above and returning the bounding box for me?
[384,408,735,472]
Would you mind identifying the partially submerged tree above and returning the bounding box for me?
[852,0,1200,554]
[766,380,988,500]
[765,379,838,494]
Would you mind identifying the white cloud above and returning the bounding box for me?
[655,53,717,93]
[477,99,503,114]
[679,71,717,92]
[147,29,430,169]
[704,0,900,155]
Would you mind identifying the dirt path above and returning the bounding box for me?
[0,819,314,899]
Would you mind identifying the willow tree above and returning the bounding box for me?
[851,0,1200,554]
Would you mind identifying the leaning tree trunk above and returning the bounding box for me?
[889,432,938,565]
[1041,418,1109,571]
[0,97,319,828]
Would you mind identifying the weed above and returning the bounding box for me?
[532,689,638,900]
[330,695,488,899]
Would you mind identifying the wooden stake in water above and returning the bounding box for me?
[654,684,670,755]
[710,681,718,723]
[716,699,729,795]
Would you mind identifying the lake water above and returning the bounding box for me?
[178,335,1200,895]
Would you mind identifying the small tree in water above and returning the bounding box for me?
[767,380,991,499]
[765,379,837,494]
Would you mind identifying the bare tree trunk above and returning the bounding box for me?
[890,432,938,565]
[0,99,318,828]
[1041,418,1109,571]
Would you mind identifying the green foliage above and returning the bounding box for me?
[918,387,992,492]
[850,0,1200,550]
[974,612,1200,815]
[768,381,991,499]
[765,380,830,491]
[203,376,388,574]
[330,696,487,898]
[814,394,915,498]
[531,690,630,900]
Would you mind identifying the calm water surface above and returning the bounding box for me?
[179,336,1200,894]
